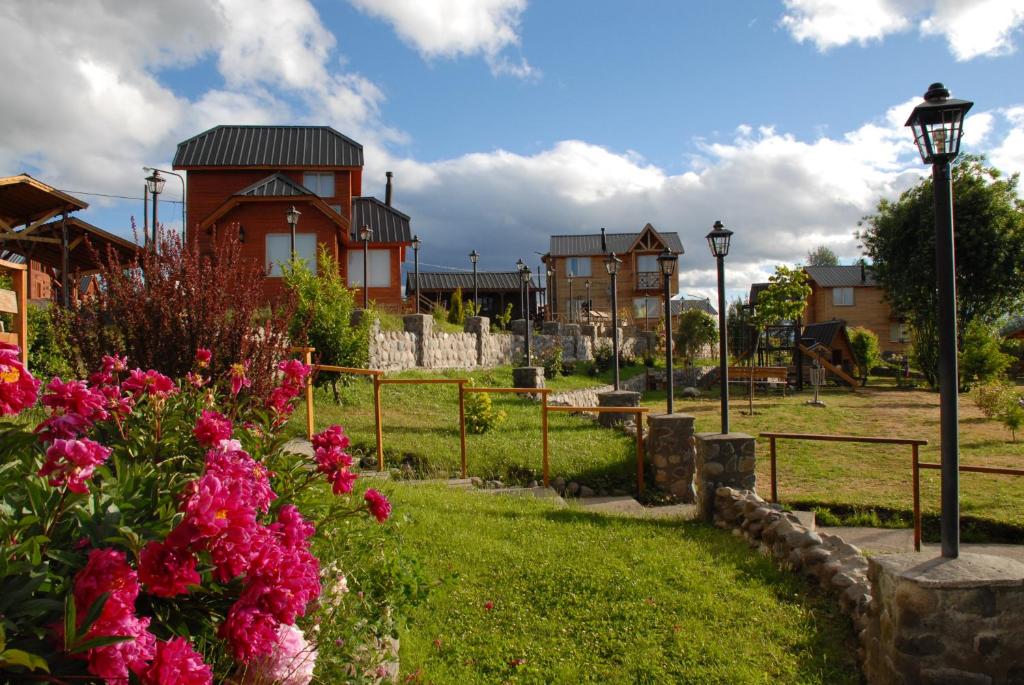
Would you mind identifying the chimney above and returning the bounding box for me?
[860,261,866,283]
[385,171,393,207]
[600,227,607,252]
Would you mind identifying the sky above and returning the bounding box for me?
[2,0,1023,302]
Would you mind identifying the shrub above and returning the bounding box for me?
[542,346,564,379]
[26,303,75,381]
[960,320,1012,386]
[464,383,506,434]
[849,326,881,383]
[675,309,718,363]
[1002,402,1024,442]
[973,379,1014,419]
[593,343,614,373]
[0,343,392,682]
[58,226,293,399]
[447,288,465,326]
[493,303,514,331]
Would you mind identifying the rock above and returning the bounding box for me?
[681,386,701,398]
[579,485,596,497]
[784,530,823,549]
[553,476,566,492]
[470,477,483,487]
[801,546,831,566]
[703,462,725,478]
[527,480,538,488]
[566,481,580,496]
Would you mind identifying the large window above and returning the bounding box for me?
[633,297,660,318]
[566,257,591,277]
[832,287,854,306]
[347,250,391,287]
[302,172,335,198]
[266,233,317,276]
[889,323,910,343]
[636,254,658,272]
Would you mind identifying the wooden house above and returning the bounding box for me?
[173,126,412,309]
[803,265,908,355]
[405,271,541,320]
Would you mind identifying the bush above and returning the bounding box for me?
[0,343,393,682]
[960,320,1012,386]
[493,303,514,331]
[1002,402,1024,442]
[542,346,564,379]
[593,343,614,373]
[973,379,1014,418]
[26,303,75,381]
[58,226,292,399]
[849,326,881,384]
[464,383,506,434]
[675,309,718,363]
[447,288,465,326]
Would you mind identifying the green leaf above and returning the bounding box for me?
[63,594,75,652]
[67,635,133,654]
[0,648,50,672]
[75,592,109,640]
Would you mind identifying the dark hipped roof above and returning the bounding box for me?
[406,271,540,293]
[804,265,878,287]
[801,320,847,348]
[351,197,411,244]
[671,298,717,317]
[236,173,312,198]
[173,126,364,169]
[749,282,770,305]
[549,230,683,256]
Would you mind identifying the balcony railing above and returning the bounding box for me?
[636,271,660,290]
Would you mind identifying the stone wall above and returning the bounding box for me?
[694,433,757,521]
[647,414,697,501]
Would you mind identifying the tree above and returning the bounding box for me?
[747,266,811,412]
[859,156,1024,386]
[675,309,718,363]
[284,247,370,402]
[447,287,465,325]
[848,326,881,384]
[806,245,839,266]
[959,319,1012,387]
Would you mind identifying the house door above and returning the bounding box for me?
[831,349,842,366]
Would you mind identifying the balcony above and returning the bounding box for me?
[635,271,660,290]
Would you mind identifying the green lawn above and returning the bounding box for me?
[353,483,857,684]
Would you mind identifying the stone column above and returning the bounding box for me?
[403,314,433,368]
[465,316,490,366]
[694,432,756,521]
[862,552,1024,685]
[597,390,641,428]
[647,413,697,502]
[542,321,562,335]
[512,366,544,389]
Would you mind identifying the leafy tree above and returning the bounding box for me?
[284,247,370,403]
[959,319,1012,386]
[848,326,881,384]
[493,302,514,331]
[859,156,1024,386]
[746,266,811,412]
[447,287,465,325]
[675,309,718,363]
[806,245,840,266]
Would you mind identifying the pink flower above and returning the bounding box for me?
[219,603,280,663]
[313,445,357,495]
[38,438,111,493]
[84,614,156,682]
[195,348,212,368]
[34,412,92,442]
[102,354,129,374]
[186,371,207,388]
[139,540,201,598]
[364,488,392,523]
[122,368,177,399]
[311,425,350,452]
[141,637,212,685]
[41,378,108,423]
[193,410,233,448]
[241,623,317,685]
[266,384,301,420]
[0,343,40,416]
[278,359,310,387]
[204,444,276,513]
[229,362,251,396]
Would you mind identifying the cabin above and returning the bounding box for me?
[803,265,908,355]
[406,271,541,320]
[173,126,412,309]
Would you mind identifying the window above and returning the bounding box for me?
[889,323,910,343]
[566,257,591,277]
[636,254,658,272]
[347,250,391,288]
[832,287,854,306]
[266,233,317,276]
[633,297,660,318]
[302,172,335,198]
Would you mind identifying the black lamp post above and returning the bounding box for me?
[359,224,373,309]
[411,234,422,313]
[658,249,679,414]
[286,206,301,261]
[469,250,480,312]
[144,170,165,247]
[546,265,554,321]
[521,266,533,365]
[605,252,623,390]
[515,258,525,318]
[906,82,973,559]
[585,280,592,325]
[707,220,733,434]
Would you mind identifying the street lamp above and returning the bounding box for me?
[359,224,373,309]
[906,82,973,559]
[412,234,422,313]
[469,250,480,312]
[658,248,679,414]
[285,206,301,261]
[707,220,733,434]
[585,280,592,325]
[604,252,623,390]
[546,265,554,321]
[143,166,186,240]
[145,170,165,247]
[567,274,574,323]
[521,266,533,365]
[516,258,525,318]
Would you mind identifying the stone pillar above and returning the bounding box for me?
[862,552,1024,685]
[403,314,433,368]
[510,319,527,335]
[647,413,697,502]
[512,366,545,389]
[542,321,562,335]
[694,432,756,521]
[597,390,641,428]
[465,316,490,365]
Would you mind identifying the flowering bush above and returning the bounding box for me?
[0,344,390,683]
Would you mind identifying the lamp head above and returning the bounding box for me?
[905,82,973,164]
[705,221,733,258]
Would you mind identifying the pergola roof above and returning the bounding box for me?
[0,216,139,274]
[0,174,88,231]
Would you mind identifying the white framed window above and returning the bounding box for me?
[347,250,391,288]
[266,233,317,276]
[302,172,335,198]
[636,254,658,272]
[633,297,660,318]
[889,323,910,343]
[832,287,854,306]
[566,257,591,277]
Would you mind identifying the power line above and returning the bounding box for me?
[56,189,184,204]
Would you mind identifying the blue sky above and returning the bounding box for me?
[2,0,1022,300]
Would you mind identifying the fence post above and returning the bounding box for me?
[770,436,777,503]
[458,381,468,479]
[374,374,384,472]
[913,443,921,552]
[636,411,645,496]
[303,348,314,441]
[541,393,549,488]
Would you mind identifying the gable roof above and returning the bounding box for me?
[236,173,312,198]
[804,265,878,287]
[351,197,411,244]
[0,174,88,229]
[749,282,770,305]
[801,320,849,348]
[671,298,717,317]
[405,271,540,293]
[173,126,364,169]
[549,229,683,256]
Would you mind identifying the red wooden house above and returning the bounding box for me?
[173,126,412,308]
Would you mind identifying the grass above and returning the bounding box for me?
[642,378,1024,534]
[290,366,651,491]
[366,482,857,684]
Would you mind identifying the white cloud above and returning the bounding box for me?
[989,107,1024,178]
[780,0,1024,60]
[345,0,536,78]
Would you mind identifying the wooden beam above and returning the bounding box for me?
[0,288,17,314]
[0,234,61,244]
[19,207,63,235]
[0,217,14,233]
[68,235,85,251]
[0,258,27,271]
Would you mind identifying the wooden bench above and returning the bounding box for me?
[727,366,789,395]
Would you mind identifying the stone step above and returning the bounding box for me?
[791,509,816,531]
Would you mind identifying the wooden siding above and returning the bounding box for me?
[804,283,907,354]
[546,251,679,320]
